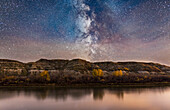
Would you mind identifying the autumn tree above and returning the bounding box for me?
[92,69,104,77]
[112,70,123,77]
[40,70,50,82]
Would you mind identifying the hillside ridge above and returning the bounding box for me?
[0,58,170,85]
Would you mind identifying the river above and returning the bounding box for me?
[0,86,170,110]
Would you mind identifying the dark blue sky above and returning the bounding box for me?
[0,0,170,65]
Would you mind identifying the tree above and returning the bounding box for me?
[92,69,104,77]
[112,70,123,77]
[40,71,50,81]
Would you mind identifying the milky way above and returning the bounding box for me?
[0,0,170,65]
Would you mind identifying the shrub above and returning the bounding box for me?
[124,68,129,71]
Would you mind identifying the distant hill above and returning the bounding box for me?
[0,58,169,74]
[0,58,170,86]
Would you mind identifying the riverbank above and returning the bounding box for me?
[1,82,170,88]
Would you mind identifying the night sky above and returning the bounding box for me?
[0,0,170,65]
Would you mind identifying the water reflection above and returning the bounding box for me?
[0,86,168,101]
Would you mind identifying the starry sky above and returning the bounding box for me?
[0,0,170,65]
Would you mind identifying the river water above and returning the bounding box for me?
[0,86,170,110]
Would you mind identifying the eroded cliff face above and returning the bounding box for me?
[0,59,170,77]
[0,59,27,76]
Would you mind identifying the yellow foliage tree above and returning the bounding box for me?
[112,70,123,77]
[124,68,129,71]
[92,69,104,77]
[40,71,50,81]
